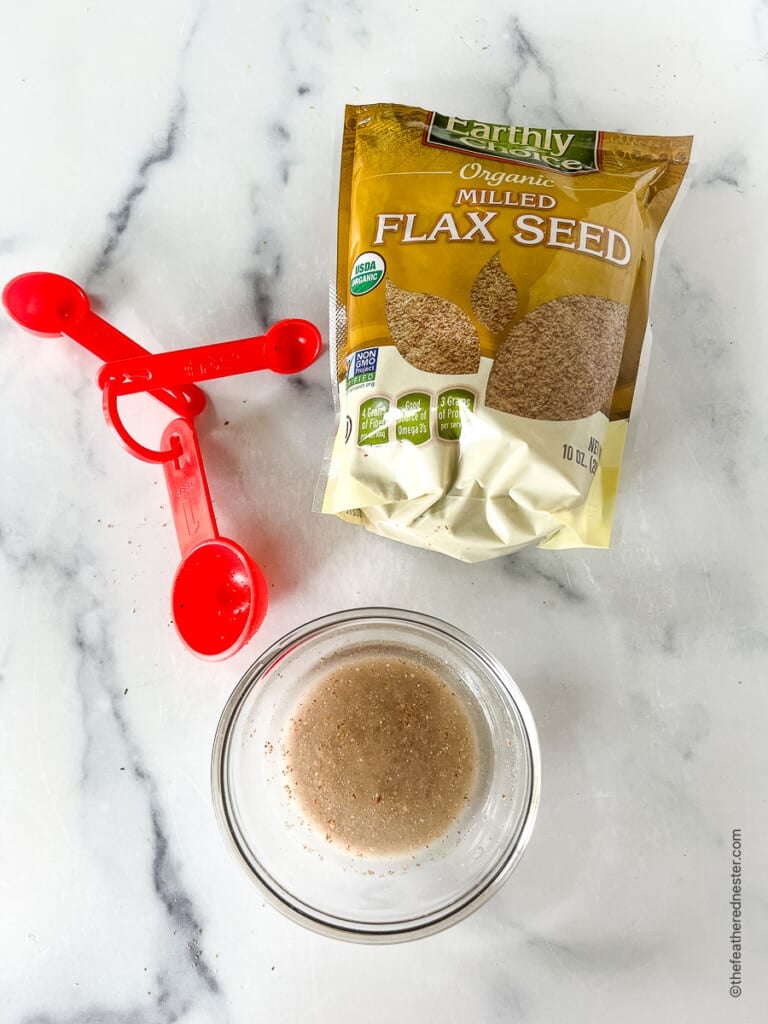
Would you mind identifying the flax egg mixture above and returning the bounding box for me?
[283,654,478,857]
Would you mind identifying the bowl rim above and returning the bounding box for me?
[211,607,542,943]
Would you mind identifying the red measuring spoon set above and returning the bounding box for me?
[2,271,323,660]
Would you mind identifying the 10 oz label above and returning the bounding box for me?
[562,443,598,474]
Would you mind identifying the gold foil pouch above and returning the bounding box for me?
[319,103,692,561]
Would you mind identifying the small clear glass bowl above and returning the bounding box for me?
[211,608,541,943]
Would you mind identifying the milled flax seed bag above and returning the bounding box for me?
[318,103,692,561]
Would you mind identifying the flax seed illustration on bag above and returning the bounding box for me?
[319,104,692,561]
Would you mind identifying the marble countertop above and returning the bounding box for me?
[2,1,766,1020]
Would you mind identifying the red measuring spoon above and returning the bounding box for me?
[99,318,322,462]
[97,318,323,395]
[2,272,206,418]
[162,417,268,659]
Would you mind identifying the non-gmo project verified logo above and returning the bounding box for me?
[346,347,378,390]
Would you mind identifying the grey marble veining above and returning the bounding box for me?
[88,91,189,284]
[2,0,767,1021]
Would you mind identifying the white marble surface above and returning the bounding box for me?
[2,0,767,1020]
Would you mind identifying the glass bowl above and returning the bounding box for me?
[211,608,541,942]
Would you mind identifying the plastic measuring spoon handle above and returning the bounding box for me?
[161,418,219,559]
[68,308,152,361]
[97,318,322,394]
[73,312,208,418]
[2,272,206,418]
[98,336,270,394]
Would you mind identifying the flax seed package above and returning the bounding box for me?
[318,103,692,561]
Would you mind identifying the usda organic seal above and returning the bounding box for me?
[350,252,386,296]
